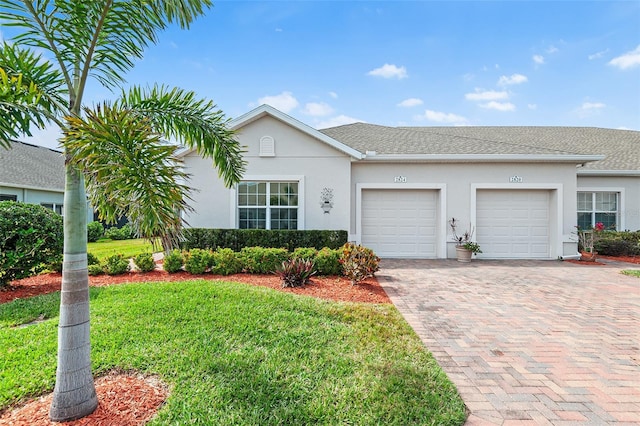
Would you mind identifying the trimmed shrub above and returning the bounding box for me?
[594,238,640,257]
[240,247,290,274]
[134,252,156,273]
[0,201,63,286]
[210,248,243,276]
[339,243,380,285]
[88,264,104,276]
[277,258,316,288]
[291,247,318,261]
[184,248,213,274]
[87,221,104,242]
[104,223,136,240]
[182,228,348,251]
[102,254,130,275]
[87,252,100,266]
[163,250,184,273]
[315,247,342,276]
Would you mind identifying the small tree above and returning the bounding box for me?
[0,201,63,286]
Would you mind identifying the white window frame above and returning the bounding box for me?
[41,202,64,216]
[576,188,624,230]
[230,175,305,230]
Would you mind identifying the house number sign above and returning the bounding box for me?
[509,175,523,183]
[394,175,407,183]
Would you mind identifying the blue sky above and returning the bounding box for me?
[7,1,640,149]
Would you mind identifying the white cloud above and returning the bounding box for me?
[528,103,537,110]
[608,45,640,70]
[497,73,528,86]
[465,89,509,101]
[257,91,299,113]
[422,109,467,124]
[397,98,423,107]
[367,63,408,79]
[275,28,283,32]
[303,102,334,117]
[316,115,363,129]
[479,101,516,112]
[581,102,606,110]
[463,73,475,82]
[533,54,545,64]
[328,91,338,99]
[547,45,559,54]
[588,49,609,60]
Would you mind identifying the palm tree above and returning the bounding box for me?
[0,1,245,421]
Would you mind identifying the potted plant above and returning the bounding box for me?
[449,218,482,262]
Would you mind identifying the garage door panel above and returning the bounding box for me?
[361,189,438,258]
[477,190,550,259]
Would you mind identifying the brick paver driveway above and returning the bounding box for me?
[378,259,640,425]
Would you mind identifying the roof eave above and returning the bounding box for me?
[359,154,605,163]
[578,169,640,176]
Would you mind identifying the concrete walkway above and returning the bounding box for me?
[378,259,640,425]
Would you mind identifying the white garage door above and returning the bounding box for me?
[361,189,437,258]
[477,190,550,259]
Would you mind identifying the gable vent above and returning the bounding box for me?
[259,136,275,157]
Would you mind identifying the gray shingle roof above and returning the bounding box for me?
[320,124,640,171]
[0,141,65,191]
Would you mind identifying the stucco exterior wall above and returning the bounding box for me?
[351,161,580,258]
[0,185,64,205]
[182,115,352,231]
[577,175,640,231]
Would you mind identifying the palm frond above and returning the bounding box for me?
[62,103,193,241]
[117,85,247,187]
[0,0,213,97]
[0,43,65,148]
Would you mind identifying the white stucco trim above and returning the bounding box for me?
[355,183,447,258]
[229,175,306,229]
[576,186,626,230]
[470,183,564,259]
[361,154,605,163]
[0,182,64,193]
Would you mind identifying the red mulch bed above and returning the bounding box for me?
[565,254,640,266]
[0,267,389,425]
[1,270,390,305]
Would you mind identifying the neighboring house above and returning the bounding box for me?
[0,141,93,223]
[180,104,640,260]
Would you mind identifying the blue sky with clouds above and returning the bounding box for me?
[6,1,640,149]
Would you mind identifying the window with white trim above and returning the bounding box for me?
[577,192,618,230]
[41,202,63,216]
[237,182,298,229]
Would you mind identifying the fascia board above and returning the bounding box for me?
[577,169,640,176]
[360,154,605,163]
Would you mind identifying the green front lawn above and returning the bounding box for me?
[88,238,157,261]
[0,281,466,425]
[621,269,640,277]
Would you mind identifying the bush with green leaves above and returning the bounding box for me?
[87,221,104,242]
[210,248,243,276]
[314,247,342,276]
[87,252,100,266]
[182,228,348,251]
[339,243,380,285]
[0,201,63,286]
[291,247,318,261]
[163,249,184,273]
[183,248,213,275]
[240,247,290,274]
[102,254,130,275]
[277,258,316,288]
[104,223,136,240]
[134,252,156,273]
[88,264,104,276]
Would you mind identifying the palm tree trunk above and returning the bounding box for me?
[49,164,98,422]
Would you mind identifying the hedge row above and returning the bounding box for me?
[165,246,344,276]
[594,230,640,256]
[182,228,348,252]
